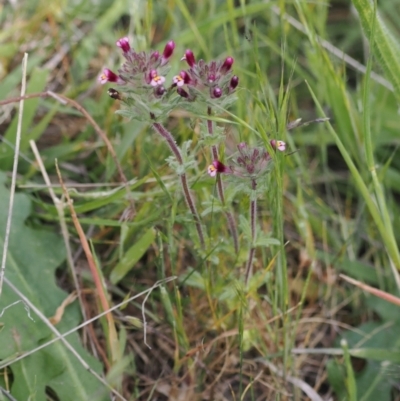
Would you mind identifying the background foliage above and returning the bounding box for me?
[1,0,400,400]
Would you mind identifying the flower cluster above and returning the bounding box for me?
[208,140,286,182]
[172,49,239,105]
[98,37,175,103]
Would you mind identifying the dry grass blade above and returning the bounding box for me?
[29,140,89,324]
[49,292,79,325]
[257,359,324,401]
[55,160,120,364]
[340,274,400,307]
[0,54,28,299]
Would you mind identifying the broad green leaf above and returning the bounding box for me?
[335,321,400,401]
[0,172,108,400]
[110,227,156,284]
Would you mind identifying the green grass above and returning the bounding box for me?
[1,0,400,400]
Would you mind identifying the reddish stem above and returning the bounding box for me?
[245,180,257,285]
[152,122,205,248]
[207,107,239,253]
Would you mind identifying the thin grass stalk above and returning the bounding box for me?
[29,140,92,346]
[207,107,239,253]
[0,54,28,299]
[306,83,400,273]
[55,161,120,364]
[245,184,257,286]
[340,274,400,306]
[351,0,400,102]
[361,2,400,289]
[341,340,358,401]
[297,3,400,277]
[152,122,205,248]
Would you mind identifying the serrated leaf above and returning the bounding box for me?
[0,172,108,401]
[238,215,252,240]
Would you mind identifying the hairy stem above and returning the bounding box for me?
[245,183,257,286]
[207,107,239,253]
[152,121,205,248]
[179,173,205,248]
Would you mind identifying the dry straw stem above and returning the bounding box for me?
[55,160,120,364]
[0,385,18,401]
[30,139,101,357]
[0,277,176,370]
[340,273,400,307]
[0,53,28,299]
[257,359,324,401]
[2,276,128,401]
[29,140,89,327]
[0,91,136,217]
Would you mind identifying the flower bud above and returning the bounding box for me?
[220,57,234,73]
[107,88,122,100]
[154,86,166,97]
[251,149,259,161]
[177,87,190,98]
[208,73,216,83]
[212,87,222,98]
[182,49,196,67]
[162,41,175,60]
[150,51,160,62]
[230,75,239,90]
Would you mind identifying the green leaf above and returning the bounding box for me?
[327,359,347,401]
[254,235,280,248]
[338,321,400,401]
[238,215,251,241]
[0,172,108,400]
[110,227,156,284]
